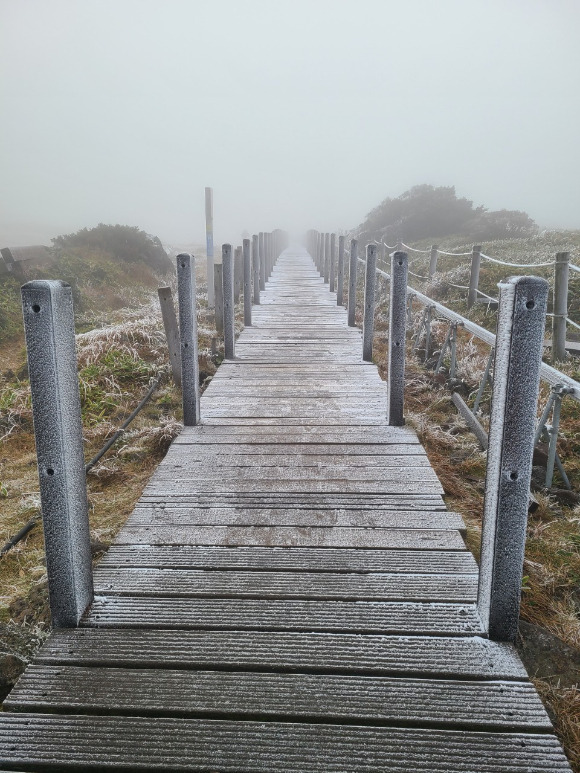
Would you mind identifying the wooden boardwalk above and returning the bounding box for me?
[0,248,571,771]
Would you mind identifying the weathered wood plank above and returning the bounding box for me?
[6,666,551,731]
[92,568,478,602]
[113,525,465,549]
[0,714,571,772]
[84,597,484,635]
[34,629,528,679]
[98,546,476,572]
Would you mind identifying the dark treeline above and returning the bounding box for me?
[357,185,538,244]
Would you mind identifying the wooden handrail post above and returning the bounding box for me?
[205,187,215,308]
[243,238,252,326]
[259,232,266,291]
[429,244,439,278]
[387,251,408,426]
[157,287,182,386]
[21,280,93,627]
[176,253,201,426]
[337,235,345,306]
[319,233,325,277]
[362,244,377,361]
[477,276,548,641]
[552,251,570,363]
[252,234,260,305]
[329,233,336,292]
[222,244,235,359]
[467,245,482,309]
[214,261,224,335]
[348,239,358,327]
[234,246,242,304]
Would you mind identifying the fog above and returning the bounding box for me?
[1,0,579,248]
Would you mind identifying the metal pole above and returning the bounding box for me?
[157,287,182,387]
[467,244,482,309]
[329,233,336,293]
[552,251,569,363]
[205,187,215,308]
[214,262,224,335]
[176,253,201,426]
[337,235,345,306]
[477,275,548,641]
[252,234,260,305]
[348,239,358,327]
[429,244,439,278]
[362,243,377,362]
[21,280,93,627]
[387,251,408,426]
[259,232,266,291]
[222,244,235,359]
[243,238,252,326]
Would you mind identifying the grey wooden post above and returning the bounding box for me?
[157,287,182,386]
[362,244,377,361]
[467,245,482,309]
[329,233,336,292]
[324,233,330,283]
[552,251,569,363]
[21,280,93,627]
[429,244,439,278]
[234,246,242,304]
[477,276,548,641]
[348,239,358,327]
[243,238,252,326]
[176,253,200,426]
[252,234,260,304]
[266,232,272,279]
[214,262,224,335]
[259,232,266,290]
[222,244,235,359]
[318,232,323,275]
[337,235,345,306]
[387,252,408,426]
[205,187,215,308]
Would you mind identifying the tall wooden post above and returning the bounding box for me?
[176,253,201,426]
[348,239,358,327]
[429,245,439,278]
[329,233,336,292]
[477,276,548,641]
[157,287,182,386]
[21,280,93,627]
[362,244,377,361]
[552,252,570,363]
[205,187,214,308]
[243,238,252,326]
[337,235,345,306]
[387,252,408,426]
[222,244,235,360]
[467,245,482,309]
[252,234,260,305]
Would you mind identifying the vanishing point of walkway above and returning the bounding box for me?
[0,248,571,770]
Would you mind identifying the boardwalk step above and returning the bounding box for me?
[99,546,476,572]
[37,629,526,679]
[0,714,571,772]
[5,666,551,731]
[84,597,484,635]
[114,525,465,549]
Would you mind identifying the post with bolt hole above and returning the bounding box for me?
[243,238,252,326]
[337,235,345,306]
[176,253,200,426]
[348,239,358,326]
[477,276,548,641]
[387,252,408,426]
[252,234,260,305]
[329,233,336,292]
[362,243,377,361]
[467,244,482,309]
[21,280,93,627]
[222,244,235,360]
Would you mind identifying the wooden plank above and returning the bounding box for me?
[84,597,484,635]
[98,546,477,572]
[125,508,465,530]
[0,714,571,772]
[113,526,465,549]
[6,666,551,731]
[92,568,478,602]
[142,481,445,494]
[35,629,529,679]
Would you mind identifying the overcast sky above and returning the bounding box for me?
[1,0,579,247]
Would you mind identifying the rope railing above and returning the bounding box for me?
[480,252,556,268]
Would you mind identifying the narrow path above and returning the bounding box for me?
[0,248,571,771]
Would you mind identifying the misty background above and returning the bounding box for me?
[1,0,579,248]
